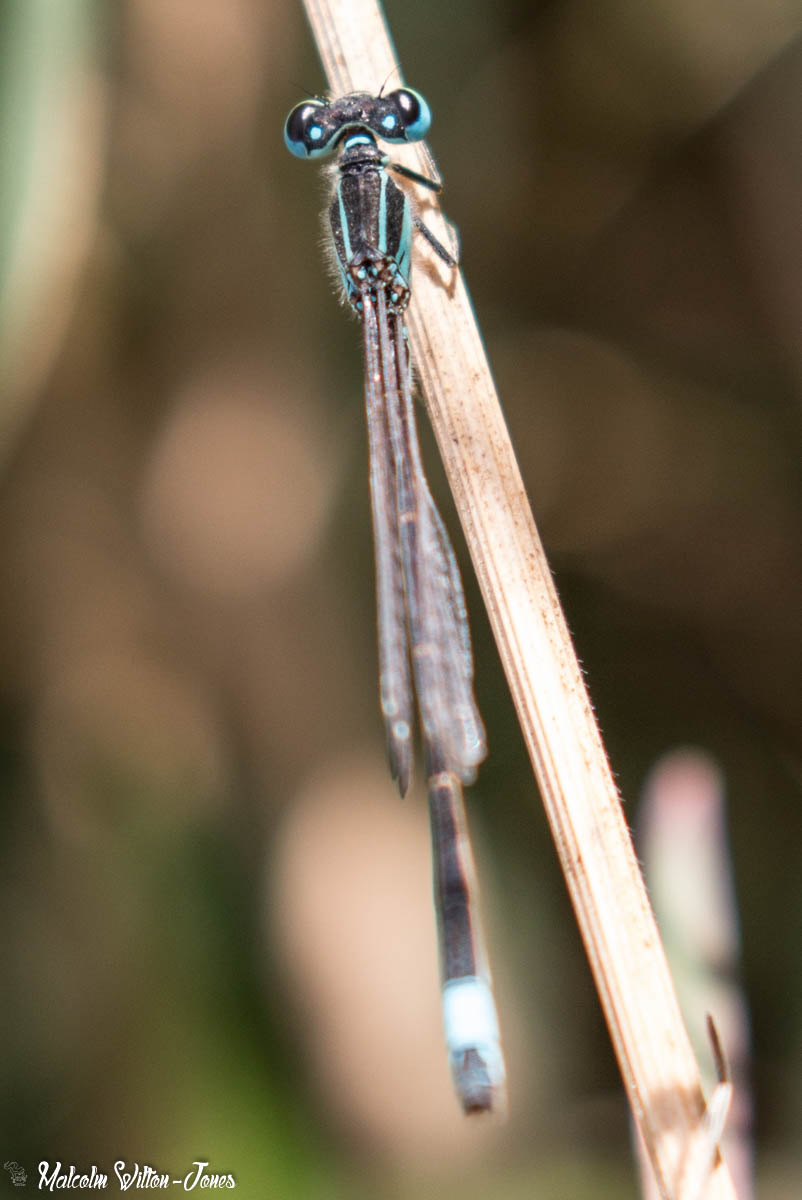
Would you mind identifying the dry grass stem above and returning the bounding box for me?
[298,1,738,1196]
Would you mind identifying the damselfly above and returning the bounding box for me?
[284,87,505,1113]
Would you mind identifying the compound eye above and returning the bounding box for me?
[387,88,431,142]
[284,99,330,158]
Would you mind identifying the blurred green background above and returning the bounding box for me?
[1,0,801,1196]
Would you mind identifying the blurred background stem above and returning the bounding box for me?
[0,0,102,470]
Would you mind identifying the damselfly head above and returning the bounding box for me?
[284,88,432,159]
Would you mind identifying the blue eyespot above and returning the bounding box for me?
[382,114,397,131]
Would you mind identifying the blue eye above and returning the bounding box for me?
[283,100,331,158]
[390,88,431,142]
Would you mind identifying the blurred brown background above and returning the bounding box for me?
[1,1,801,1196]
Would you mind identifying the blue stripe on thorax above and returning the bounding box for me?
[378,172,388,256]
